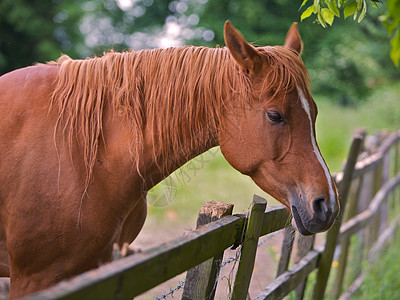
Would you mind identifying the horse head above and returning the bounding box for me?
[219,21,339,235]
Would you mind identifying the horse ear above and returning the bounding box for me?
[224,21,260,72]
[284,22,303,55]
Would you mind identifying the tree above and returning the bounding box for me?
[1,0,397,105]
[185,0,397,104]
[299,0,400,66]
[0,0,185,75]
[0,0,87,74]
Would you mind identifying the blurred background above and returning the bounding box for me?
[1,0,398,104]
[1,1,399,298]
[1,0,399,228]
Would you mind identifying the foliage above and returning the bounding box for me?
[186,0,397,104]
[0,0,175,74]
[299,0,373,26]
[381,0,400,66]
[300,0,400,66]
[1,0,398,102]
[0,0,85,74]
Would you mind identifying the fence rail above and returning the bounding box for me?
[24,129,400,300]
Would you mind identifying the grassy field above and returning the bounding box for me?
[351,228,400,300]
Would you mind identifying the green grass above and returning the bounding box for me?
[315,98,358,172]
[316,82,400,172]
[147,150,278,224]
[351,228,400,300]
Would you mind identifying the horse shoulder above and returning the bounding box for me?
[0,65,60,199]
[0,64,58,104]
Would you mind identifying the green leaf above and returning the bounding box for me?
[390,29,400,66]
[317,9,327,27]
[353,10,358,20]
[321,8,335,25]
[340,0,351,8]
[356,0,363,10]
[344,1,357,19]
[358,0,367,22]
[301,5,315,21]
[300,0,309,9]
[325,0,340,16]
[313,0,320,13]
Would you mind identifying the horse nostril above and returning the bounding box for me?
[312,197,329,220]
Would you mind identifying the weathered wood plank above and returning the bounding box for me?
[369,173,400,213]
[312,132,364,300]
[295,234,315,300]
[339,173,400,242]
[260,205,291,236]
[182,201,234,300]
[368,215,400,264]
[231,195,267,300]
[394,141,400,210]
[335,131,400,184]
[352,173,368,281]
[24,215,246,300]
[276,226,295,277]
[370,162,383,245]
[339,210,373,241]
[335,152,381,183]
[333,173,364,298]
[338,273,365,300]
[378,131,400,155]
[379,150,391,231]
[255,248,322,300]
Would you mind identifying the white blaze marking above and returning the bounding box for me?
[297,87,336,206]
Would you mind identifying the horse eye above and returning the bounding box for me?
[267,111,283,123]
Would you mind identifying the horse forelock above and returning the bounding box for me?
[258,46,311,100]
[50,44,310,186]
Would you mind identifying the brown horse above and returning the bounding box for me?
[0,21,338,298]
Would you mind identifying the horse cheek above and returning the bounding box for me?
[219,112,264,176]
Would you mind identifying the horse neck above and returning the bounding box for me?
[135,46,248,187]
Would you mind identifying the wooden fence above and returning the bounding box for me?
[24,129,400,300]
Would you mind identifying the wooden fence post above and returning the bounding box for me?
[295,234,315,299]
[370,162,383,246]
[380,148,391,230]
[276,226,295,277]
[353,157,374,281]
[231,195,267,300]
[332,176,363,298]
[395,138,400,211]
[312,132,365,300]
[332,130,367,298]
[182,201,234,300]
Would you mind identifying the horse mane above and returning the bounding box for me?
[50,45,310,187]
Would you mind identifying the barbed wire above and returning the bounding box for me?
[257,229,284,247]
[154,228,285,299]
[155,280,186,300]
[220,252,241,268]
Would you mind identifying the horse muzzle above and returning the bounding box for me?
[290,195,339,235]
